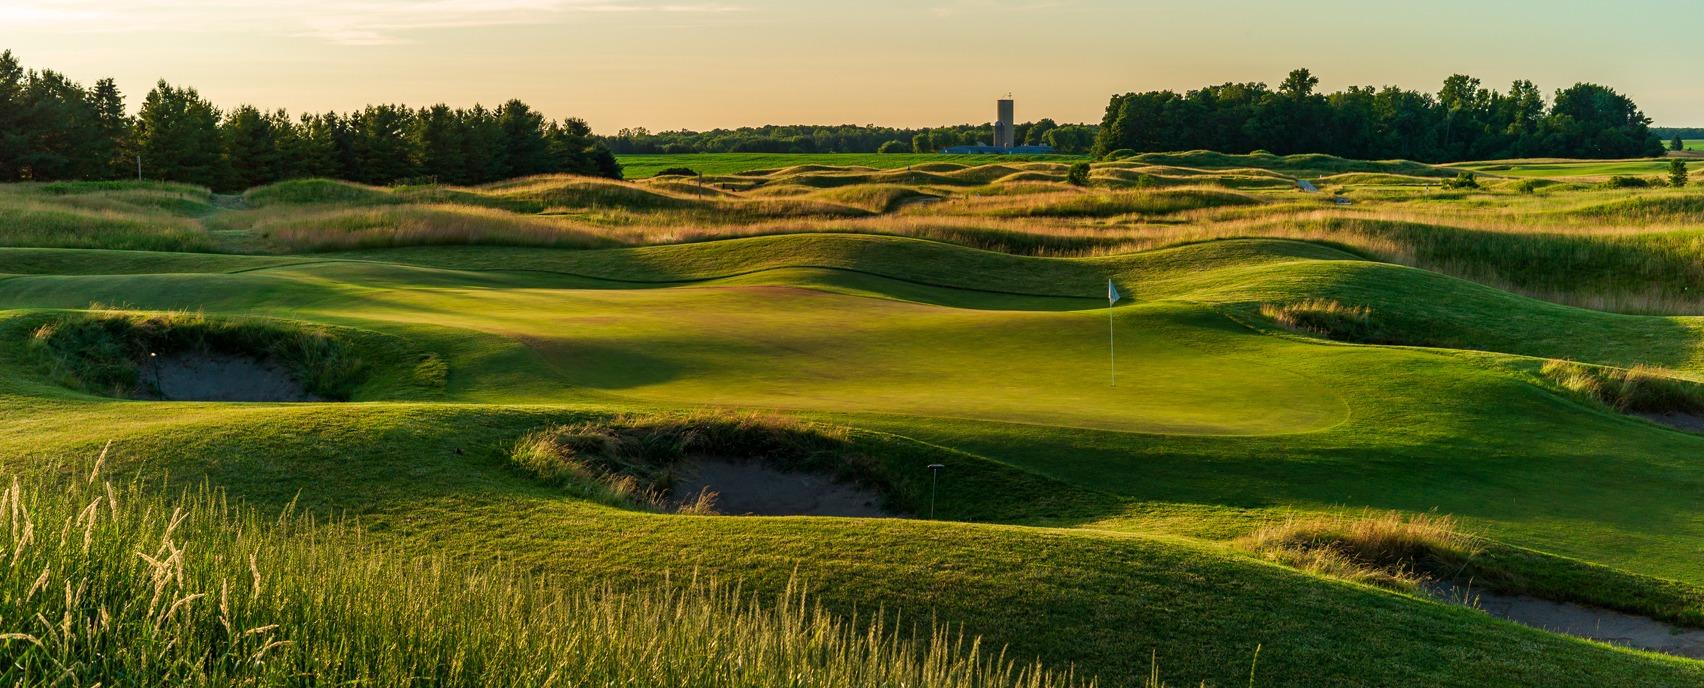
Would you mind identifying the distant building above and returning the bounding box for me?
[942,96,1055,155]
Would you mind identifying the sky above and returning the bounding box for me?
[3,0,1698,133]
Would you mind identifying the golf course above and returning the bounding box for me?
[0,149,1700,685]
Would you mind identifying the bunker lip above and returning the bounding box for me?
[669,457,891,518]
[138,351,323,403]
[1427,581,1704,660]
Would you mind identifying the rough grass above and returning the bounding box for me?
[1238,512,1479,592]
[0,461,1090,687]
[22,310,367,400]
[248,203,621,252]
[1540,360,1704,414]
[510,412,888,513]
[0,187,214,252]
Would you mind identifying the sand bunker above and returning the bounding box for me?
[1637,412,1704,435]
[1429,582,1704,659]
[142,351,320,402]
[671,458,889,517]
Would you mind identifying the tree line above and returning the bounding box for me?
[602,121,1098,155]
[0,51,621,191]
[1093,69,1667,161]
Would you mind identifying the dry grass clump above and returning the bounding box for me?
[1540,360,1704,414]
[1258,300,1381,343]
[510,412,883,514]
[1238,512,1480,591]
[0,452,1088,687]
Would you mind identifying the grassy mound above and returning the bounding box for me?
[0,464,1083,687]
[248,204,620,252]
[1129,151,1454,178]
[0,184,214,252]
[970,188,1261,218]
[243,178,395,207]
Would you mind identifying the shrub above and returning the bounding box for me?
[1539,360,1704,414]
[1065,162,1091,187]
[1670,159,1690,188]
[1514,179,1542,195]
[1604,175,1652,189]
[655,167,701,177]
[876,140,908,154]
[1440,172,1480,190]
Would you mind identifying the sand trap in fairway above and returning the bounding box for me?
[1637,412,1704,435]
[671,459,890,517]
[143,352,320,402]
[1429,582,1704,659]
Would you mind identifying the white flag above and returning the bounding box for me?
[1108,279,1121,305]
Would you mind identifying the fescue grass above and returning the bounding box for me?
[617,153,1086,178]
[0,460,1091,687]
[1258,299,1388,343]
[1540,360,1704,414]
[1239,512,1479,591]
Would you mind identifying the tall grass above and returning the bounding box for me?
[0,458,1093,687]
[1539,360,1704,414]
[1238,512,1480,592]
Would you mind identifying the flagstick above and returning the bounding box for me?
[1108,303,1116,388]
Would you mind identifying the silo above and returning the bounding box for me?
[996,98,1015,149]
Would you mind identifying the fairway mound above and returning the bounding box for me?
[670,458,890,517]
[144,351,320,402]
[1429,582,1704,659]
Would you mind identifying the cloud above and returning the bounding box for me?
[3,0,746,45]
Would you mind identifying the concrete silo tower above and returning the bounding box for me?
[995,97,1015,149]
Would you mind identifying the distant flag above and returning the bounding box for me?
[1106,279,1120,387]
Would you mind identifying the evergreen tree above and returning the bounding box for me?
[1674,136,1687,152]
[136,81,224,187]
[412,104,465,183]
[348,105,417,184]
[1671,159,1689,188]
[221,105,284,190]
[88,79,131,179]
[497,100,551,178]
[0,52,23,181]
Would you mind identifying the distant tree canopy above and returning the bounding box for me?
[601,122,1100,155]
[0,50,621,190]
[1093,68,1666,161]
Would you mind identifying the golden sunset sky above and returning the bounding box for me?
[5,0,1697,131]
